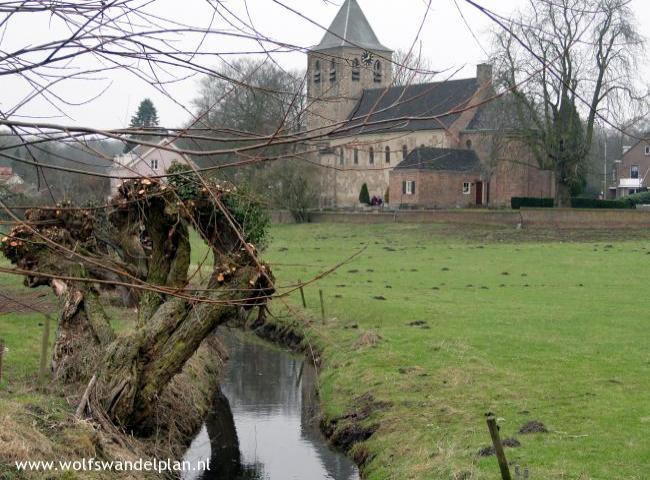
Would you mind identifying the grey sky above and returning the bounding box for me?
[2,0,648,129]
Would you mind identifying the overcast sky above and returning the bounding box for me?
[2,0,649,129]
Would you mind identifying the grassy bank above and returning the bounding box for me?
[0,265,142,479]
[261,223,650,479]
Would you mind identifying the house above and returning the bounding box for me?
[0,167,26,194]
[609,138,650,198]
[307,0,554,208]
[109,138,195,197]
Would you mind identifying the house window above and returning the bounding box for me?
[645,145,650,156]
[373,60,382,83]
[151,159,159,170]
[385,146,391,163]
[631,165,639,179]
[403,180,416,195]
[314,60,321,83]
[463,182,471,194]
[351,58,360,82]
[329,59,336,83]
[354,148,359,165]
[369,147,374,164]
[402,145,408,159]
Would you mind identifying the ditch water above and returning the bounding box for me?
[182,330,360,480]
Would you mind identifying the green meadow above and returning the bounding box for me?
[2,223,650,479]
[261,223,650,479]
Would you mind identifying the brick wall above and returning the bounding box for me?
[389,169,481,208]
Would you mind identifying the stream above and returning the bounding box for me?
[182,330,360,480]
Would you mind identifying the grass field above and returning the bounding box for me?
[260,223,650,479]
[3,223,650,479]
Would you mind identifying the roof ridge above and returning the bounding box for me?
[361,77,478,94]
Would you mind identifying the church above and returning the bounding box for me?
[306,0,555,208]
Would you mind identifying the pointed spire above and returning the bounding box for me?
[314,0,391,52]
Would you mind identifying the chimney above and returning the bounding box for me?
[477,63,493,86]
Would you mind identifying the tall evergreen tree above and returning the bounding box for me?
[124,99,161,153]
[130,98,159,129]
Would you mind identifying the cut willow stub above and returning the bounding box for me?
[0,167,274,433]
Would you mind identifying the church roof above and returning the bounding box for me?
[395,147,481,172]
[314,0,391,52]
[331,78,481,137]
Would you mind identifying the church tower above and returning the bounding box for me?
[306,0,393,135]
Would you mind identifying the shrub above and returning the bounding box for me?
[570,197,632,209]
[511,197,554,209]
[359,183,370,205]
[624,191,650,207]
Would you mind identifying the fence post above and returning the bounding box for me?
[486,413,512,480]
[0,339,5,383]
[298,279,307,308]
[39,314,52,386]
[319,289,325,323]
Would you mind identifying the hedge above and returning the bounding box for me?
[511,197,554,209]
[623,191,650,207]
[570,197,633,209]
[512,196,633,209]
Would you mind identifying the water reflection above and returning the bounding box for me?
[183,330,359,480]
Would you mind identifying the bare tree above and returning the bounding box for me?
[392,48,438,86]
[491,0,646,205]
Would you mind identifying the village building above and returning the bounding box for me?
[0,167,26,194]
[609,138,650,198]
[307,0,554,208]
[109,138,195,197]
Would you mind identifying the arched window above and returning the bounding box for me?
[354,148,359,165]
[351,58,360,82]
[402,145,408,159]
[339,148,344,166]
[329,59,337,83]
[373,60,382,83]
[314,60,321,84]
[466,139,473,149]
[385,146,391,163]
[369,147,374,164]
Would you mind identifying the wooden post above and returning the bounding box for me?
[299,280,307,308]
[486,414,512,480]
[0,339,4,383]
[319,289,325,323]
[39,314,51,386]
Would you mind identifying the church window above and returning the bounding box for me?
[314,60,321,83]
[463,182,471,195]
[351,58,360,82]
[402,145,408,159]
[329,59,337,83]
[466,139,473,149]
[354,148,359,165]
[151,158,159,170]
[339,148,344,166]
[373,60,382,83]
[385,146,391,163]
[369,147,374,164]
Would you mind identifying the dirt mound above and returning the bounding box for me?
[519,420,548,434]
[478,437,521,457]
[354,331,382,349]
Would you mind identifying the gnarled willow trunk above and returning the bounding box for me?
[1,169,273,434]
